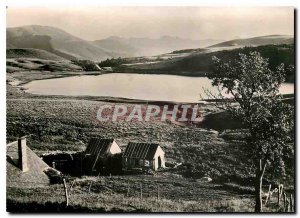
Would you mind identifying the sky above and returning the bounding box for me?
[6,7,294,41]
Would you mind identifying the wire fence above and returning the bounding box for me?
[6,178,164,201]
[6,179,295,212]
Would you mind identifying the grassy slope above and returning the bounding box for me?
[121,44,294,82]
[6,48,85,74]
[6,80,294,212]
[209,35,293,48]
[8,173,290,212]
[7,48,67,61]
[6,84,294,185]
[6,176,255,212]
[6,58,83,74]
[6,42,295,212]
[6,87,250,177]
[7,25,124,61]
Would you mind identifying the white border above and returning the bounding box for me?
[3,0,300,7]
[1,0,298,218]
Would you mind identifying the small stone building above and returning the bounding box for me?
[83,138,122,174]
[122,142,165,171]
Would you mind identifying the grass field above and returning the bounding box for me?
[7,173,256,212]
[8,172,291,212]
[6,69,294,212]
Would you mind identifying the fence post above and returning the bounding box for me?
[277,184,281,207]
[140,183,143,200]
[289,194,293,212]
[63,179,69,207]
[88,181,93,193]
[265,184,272,205]
[69,180,76,193]
[283,192,287,212]
[127,181,130,197]
[157,184,160,200]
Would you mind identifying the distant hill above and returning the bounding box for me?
[92,36,139,57]
[121,44,294,83]
[7,25,293,63]
[7,25,118,61]
[7,25,222,60]
[209,35,293,48]
[93,36,221,57]
[7,48,66,61]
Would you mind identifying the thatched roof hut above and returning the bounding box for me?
[6,137,50,187]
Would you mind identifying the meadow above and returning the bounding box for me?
[6,71,294,212]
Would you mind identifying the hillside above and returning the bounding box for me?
[121,44,294,83]
[7,25,222,61]
[209,35,293,48]
[7,25,117,61]
[92,36,139,57]
[93,36,221,57]
[7,48,66,61]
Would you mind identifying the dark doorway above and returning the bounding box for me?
[158,156,162,168]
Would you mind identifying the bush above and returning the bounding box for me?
[72,60,99,71]
[98,58,128,67]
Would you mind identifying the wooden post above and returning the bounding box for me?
[286,199,290,212]
[269,191,273,205]
[283,193,287,212]
[289,194,293,212]
[69,180,76,193]
[280,184,284,201]
[277,184,281,207]
[88,181,93,193]
[127,181,130,197]
[157,184,160,200]
[265,184,272,205]
[63,179,69,207]
[140,183,143,200]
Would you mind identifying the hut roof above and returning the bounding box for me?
[123,142,162,159]
[85,138,115,157]
[6,141,50,187]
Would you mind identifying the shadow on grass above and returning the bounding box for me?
[7,199,149,213]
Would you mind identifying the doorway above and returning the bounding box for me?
[158,156,162,168]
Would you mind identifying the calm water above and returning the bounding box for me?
[23,73,294,103]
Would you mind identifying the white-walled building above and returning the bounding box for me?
[122,142,165,171]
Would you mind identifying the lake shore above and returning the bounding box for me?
[8,69,295,86]
[7,70,294,105]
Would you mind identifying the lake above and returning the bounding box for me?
[22,73,294,103]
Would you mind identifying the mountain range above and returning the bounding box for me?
[93,35,221,57]
[7,25,220,61]
[7,25,294,61]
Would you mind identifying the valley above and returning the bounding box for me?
[6,25,295,213]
